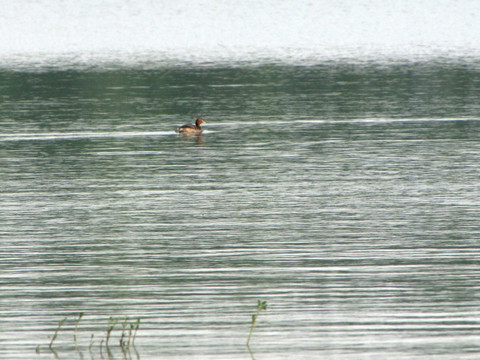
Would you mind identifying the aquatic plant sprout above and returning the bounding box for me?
[49,317,66,350]
[40,314,141,358]
[247,300,267,346]
[74,312,83,352]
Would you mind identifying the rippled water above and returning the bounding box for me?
[1,62,480,359]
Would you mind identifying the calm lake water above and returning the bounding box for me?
[1,61,480,359]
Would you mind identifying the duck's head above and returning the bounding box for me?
[195,118,206,126]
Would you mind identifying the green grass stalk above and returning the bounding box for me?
[49,317,67,350]
[120,316,129,350]
[74,312,84,352]
[246,300,267,346]
[106,317,118,348]
[132,318,140,346]
[88,333,94,356]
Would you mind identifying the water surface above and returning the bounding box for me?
[1,62,480,359]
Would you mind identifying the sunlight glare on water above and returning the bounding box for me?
[1,0,480,66]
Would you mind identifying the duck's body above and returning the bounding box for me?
[176,118,205,135]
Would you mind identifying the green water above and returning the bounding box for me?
[1,60,480,359]
[2,61,480,124]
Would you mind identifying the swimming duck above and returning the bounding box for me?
[176,118,206,135]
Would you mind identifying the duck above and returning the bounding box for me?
[176,118,206,135]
